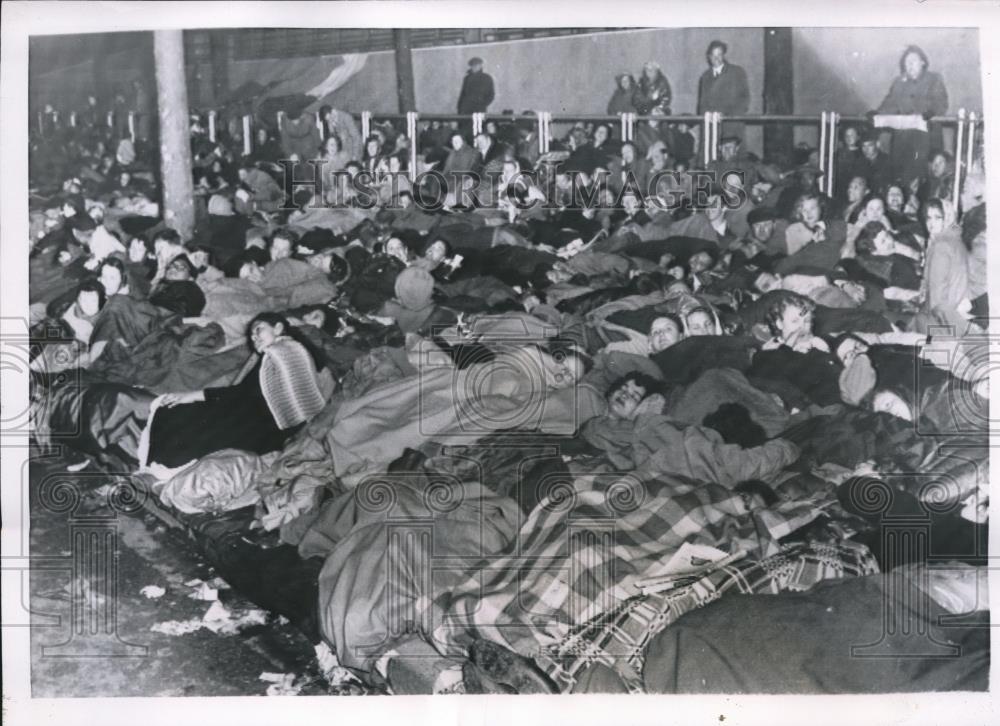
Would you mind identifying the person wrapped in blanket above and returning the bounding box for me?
[582,372,799,486]
[139,312,329,477]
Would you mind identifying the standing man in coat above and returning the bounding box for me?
[697,40,751,145]
[457,57,496,115]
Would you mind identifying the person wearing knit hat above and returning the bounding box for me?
[375,266,442,335]
[395,266,435,311]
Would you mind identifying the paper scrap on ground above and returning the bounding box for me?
[188,582,218,601]
[314,642,361,687]
[150,602,268,637]
[259,672,302,696]
[140,585,166,599]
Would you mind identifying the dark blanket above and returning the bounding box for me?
[747,347,843,408]
[642,569,989,693]
[651,336,760,387]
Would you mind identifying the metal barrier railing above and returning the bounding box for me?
[35,106,983,199]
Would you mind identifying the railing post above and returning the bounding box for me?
[965,112,977,183]
[276,110,285,132]
[361,111,371,140]
[702,112,710,166]
[406,110,419,181]
[953,108,966,208]
[208,110,217,143]
[127,111,136,143]
[537,111,546,155]
[544,112,552,153]
[70,111,77,128]
[106,110,114,129]
[316,110,325,141]
[711,112,721,162]
[827,112,838,196]
[818,111,828,193]
[243,114,252,156]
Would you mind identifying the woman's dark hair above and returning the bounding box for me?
[707,39,728,55]
[714,304,745,336]
[607,371,664,400]
[829,332,870,363]
[153,228,181,246]
[616,73,636,89]
[899,45,930,76]
[320,133,343,154]
[422,236,452,258]
[77,278,107,310]
[165,253,198,278]
[734,479,780,508]
[327,253,350,284]
[848,192,886,225]
[855,220,892,256]
[99,256,130,287]
[294,304,343,336]
[923,197,945,220]
[764,292,814,337]
[270,228,299,248]
[703,403,768,448]
[246,312,327,371]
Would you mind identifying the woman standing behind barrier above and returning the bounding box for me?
[875,45,949,187]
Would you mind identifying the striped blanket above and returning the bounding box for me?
[535,539,879,693]
[429,474,830,662]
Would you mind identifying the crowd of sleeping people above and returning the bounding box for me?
[26,90,990,693]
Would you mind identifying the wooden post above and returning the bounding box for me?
[763,28,794,163]
[153,30,195,240]
[393,28,417,113]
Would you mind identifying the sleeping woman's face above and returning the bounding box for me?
[250,320,283,353]
[873,389,912,421]
[649,316,682,353]
[542,352,584,390]
[609,379,647,420]
[685,309,716,337]
[99,265,123,296]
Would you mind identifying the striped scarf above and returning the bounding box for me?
[259,337,325,430]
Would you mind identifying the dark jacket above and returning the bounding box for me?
[697,63,750,115]
[633,73,672,115]
[457,70,496,114]
[877,71,948,118]
[607,87,636,115]
[280,116,322,163]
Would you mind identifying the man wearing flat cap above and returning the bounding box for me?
[457,57,496,115]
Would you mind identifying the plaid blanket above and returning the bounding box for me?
[535,539,879,693]
[430,475,830,662]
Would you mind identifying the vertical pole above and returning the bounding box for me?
[70,111,77,128]
[827,112,838,196]
[243,115,252,156]
[965,113,976,183]
[407,111,419,181]
[712,112,720,161]
[208,111,217,142]
[703,112,711,166]
[316,111,325,140]
[128,111,136,143]
[763,27,794,162]
[818,112,828,193]
[953,109,965,208]
[153,30,196,240]
[361,111,371,140]
[537,111,545,156]
[277,110,285,131]
[393,28,417,113]
[107,110,114,129]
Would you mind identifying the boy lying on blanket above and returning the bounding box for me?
[582,372,799,486]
